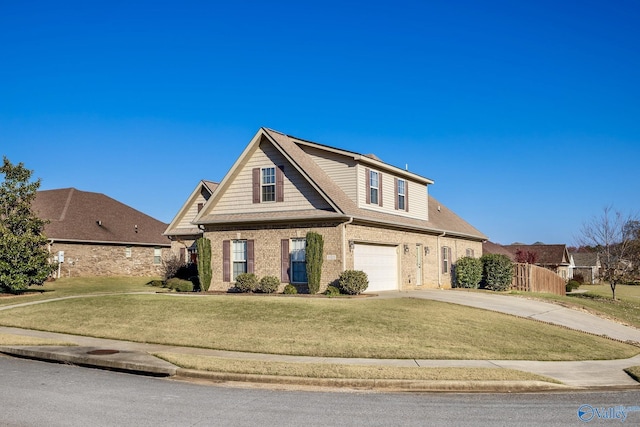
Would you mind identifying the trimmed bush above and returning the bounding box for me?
[480,254,513,291]
[283,284,298,294]
[196,237,212,292]
[324,285,340,297]
[147,279,164,288]
[165,277,194,292]
[234,273,258,293]
[306,232,324,294]
[257,275,280,294]
[454,256,483,288]
[566,280,581,292]
[338,270,369,295]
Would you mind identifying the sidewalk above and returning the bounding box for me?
[1,289,640,392]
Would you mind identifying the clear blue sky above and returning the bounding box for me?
[1,1,638,246]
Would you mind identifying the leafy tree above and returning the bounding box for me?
[196,237,212,292]
[480,254,513,291]
[578,206,640,299]
[515,249,537,264]
[0,157,56,293]
[454,256,482,288]
[305,231,324,294]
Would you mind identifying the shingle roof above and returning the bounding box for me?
[503,244,570,265]
[571,252,599,267]
[482,241,516,260]
[198,128,487,241]
[33,188,170,246]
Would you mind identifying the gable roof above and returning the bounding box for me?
[164,180,219,237]
[33,188,170,246]
[482,241,516,260]
[503,244,571,265]
[571,252,600,267]
[195,128,487,241]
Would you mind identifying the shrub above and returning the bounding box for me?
[283,284,298,294]
[338,270,369,295]
[454,256,483,288]
[306,232,324,294]
[165,277,194,292]
[234,273,258,293]
[161,254,185,281]
[324,285,341,297]
[147,279,164,288]
[480,254,513,291]
[572,272,585,284]
[566,280,581,292]
[196,237,212,292]
[257,275,280,293]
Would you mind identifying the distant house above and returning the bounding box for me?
[164,180,219,263]
[482,241,516,260]
[571,252,601,284]
[172,127,487,292]
[33,188,171,277]
[502,243,573,280]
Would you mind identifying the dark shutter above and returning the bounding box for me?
[365,168,370,204]
[252,168,260,204]
[394,177,398,210]
[223,240,230,282]
[281,239,290,282]
[405,180,409,211]
[276,165,284,203]
[379,172,383,206]
[247,240,255,273]
[197,203,203,212]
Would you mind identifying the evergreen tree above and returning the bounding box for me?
[0,157,56,293]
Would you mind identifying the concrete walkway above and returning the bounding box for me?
[1,289,640,392]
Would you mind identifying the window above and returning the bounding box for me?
[154,248,162,265]
[397,179,406,211]
[290,238,307,283]
[369,170,379,205]
[197,202,204,213]
[466,248,474,257]
[232,240,247,280]
[125,246,132,258]
[442,246,451,274]
[261,167,276,202]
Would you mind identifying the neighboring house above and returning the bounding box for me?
[164,180,219,263]
[482,241,516,260]
[570,252,601,284]
[502,243,573,280]
[184,127,487,292]
[33,188,171,277]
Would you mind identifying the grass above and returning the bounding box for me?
[0,276,165,307]
[154,352,561,383]
[0,292,636,361]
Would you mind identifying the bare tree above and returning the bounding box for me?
[577,206,639,299]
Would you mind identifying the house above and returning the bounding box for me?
[33,188,171,277]
[482,241,516,260]
[180,127,487,292]
[164,180,219,263]
[502,243,573,280]
[570,252,601,284]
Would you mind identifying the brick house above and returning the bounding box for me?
[179,127,486,293]
[33,188,171,277]
[502,243,573,280]
[164,180,219,264]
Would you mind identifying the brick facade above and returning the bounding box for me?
[49,242,169,278]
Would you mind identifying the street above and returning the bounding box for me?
[2,356,640,426]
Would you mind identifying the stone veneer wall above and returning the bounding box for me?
[48,242,169,277]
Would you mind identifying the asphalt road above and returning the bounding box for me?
[3,355,640,426]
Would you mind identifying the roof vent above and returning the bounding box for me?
[96,220,102,226]
[437,205,441,212]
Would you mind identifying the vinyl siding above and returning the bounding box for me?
[357,164,428,221]
[176,193,210,229]
[215,141,333,214]
[302,146,358,201]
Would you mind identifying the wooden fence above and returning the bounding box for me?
[511,263,566,296]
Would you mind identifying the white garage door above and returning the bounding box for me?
[353,244,398,292]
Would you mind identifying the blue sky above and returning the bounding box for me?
[1,0,638,245]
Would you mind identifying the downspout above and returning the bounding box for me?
[437,231,446,288]
[342,217,354,271]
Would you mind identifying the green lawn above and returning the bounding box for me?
[0,290,636,361]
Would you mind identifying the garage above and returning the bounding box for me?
[353,243,399,292]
